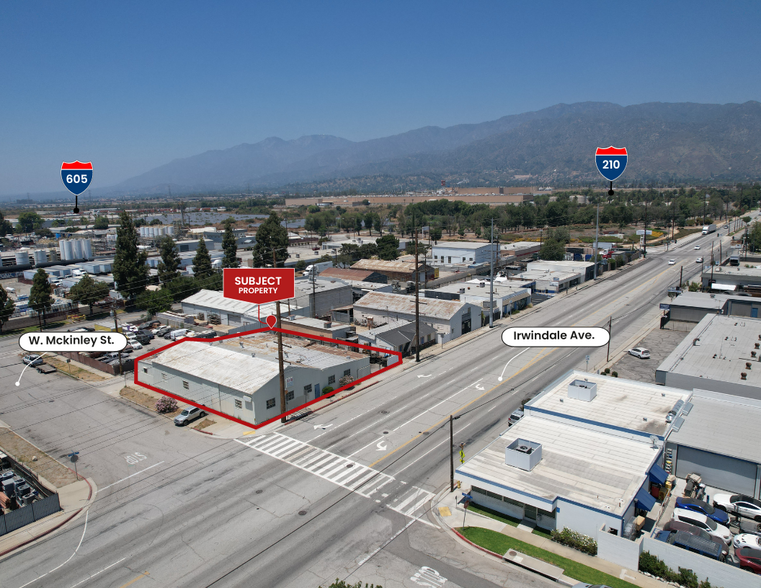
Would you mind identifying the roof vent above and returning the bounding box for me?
[505,438,542,471]
[568,379,597,402]
[459,288,466,294]
[741,372,747,380]
[746,362,752,370]
[752,351,757,358]
[756,343,760,349]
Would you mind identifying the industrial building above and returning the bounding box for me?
[510,267,582,296]
[664,390,761,498]
[456,371,689,540]
[357,319,437,356]
[424,282,530,319]
[139,336,370,424]
[525,260,596,283]
[351,291,480,342]
[701,265,761,294]
[656,314,761,399]
[350,259,435,283]
[320,267,388,284]
[430,242,499,266]
[499,241,541,261]
[665,292,761,329]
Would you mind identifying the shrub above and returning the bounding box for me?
[156,396,178,414]
[321,386,334,394]
[603,367,610,374]
[338,374,354,388]
[550,527,597,555]
[611,371,618,378]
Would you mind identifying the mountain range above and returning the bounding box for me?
[116,101,761,194]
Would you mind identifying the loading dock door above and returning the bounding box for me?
[675,445,757,496]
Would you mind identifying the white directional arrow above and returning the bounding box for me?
[498,348,529,382]
[417,374,432,379]
[313,424,333,430]
[475,384,485,391]
[376,441,388,451]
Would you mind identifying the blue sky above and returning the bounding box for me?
[1,1,759,196]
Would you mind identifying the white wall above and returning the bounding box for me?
[597,526,641,570]
[555,498,623,541]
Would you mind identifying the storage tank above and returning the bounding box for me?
[34,250,47,264]
[59,239,71,260]
[72,240,83,259]
[49,248,60,262]
[82,239,93,260]
[15,249,30,265]
[165,225,175,235]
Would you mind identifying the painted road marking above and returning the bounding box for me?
[411,566,447,587]
[67,559,129,588]
[100,461,166,491]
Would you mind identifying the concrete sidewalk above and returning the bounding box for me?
[433,489,665,588]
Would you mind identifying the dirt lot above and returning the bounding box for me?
[0,428,78,488]
[46,355,107,382]
[192,418,215,431]
[120,386,182,418]
[609,327,688,384]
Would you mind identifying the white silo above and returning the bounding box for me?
[34,250,47,264]
[139,226,146,238]
[15,249,30,265]
[73,239,84,259]
[82,239,93,260]
[165,225,175,235]
[58,239,71,261]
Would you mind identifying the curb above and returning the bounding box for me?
[452,528,504,559]
[0,508,83,558]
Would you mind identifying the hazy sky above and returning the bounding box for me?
[1,1,759,196]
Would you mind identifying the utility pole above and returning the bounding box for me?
[710,241,715,284]
[449,414,460,492]
[680,266,683,290]
[273,249,287,423]
[606,315,612,362]
[414,215,420,363]
[594,203,600,280]
[489,218,495,328]
[643,198,648,258]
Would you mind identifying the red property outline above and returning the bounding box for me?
[133,327,403,429]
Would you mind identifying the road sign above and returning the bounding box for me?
[660,303,671,310]
[595,147,628,182]
[61,161,93,196]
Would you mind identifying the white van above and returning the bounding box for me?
[169,328,191,341]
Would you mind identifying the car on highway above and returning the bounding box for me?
[671,510,732,544]
[668,259,676,265]
[174,406,207,426]
[735,547,761,575]
[22,355,43,366]
[675,496,729,524]
[734,534,761,550]
[696,257,703,263]
[694,245,701,250]
[713,494,761,520]
[628,347,650,359]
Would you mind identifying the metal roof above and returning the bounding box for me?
[668,390,761,464]
[456,415,659,516]
[231,333,365,369]
[320,268,379,281]
[670,292,745,310]
[182,289,259,314]
[656,314,761,387]
[527,370,690,437]
[432,241,497,250]
[351,259,423,273]
[354,291,467,320]
[152,341,279,395]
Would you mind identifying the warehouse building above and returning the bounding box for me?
[655,314,761,399]
[665,292,761,329]
[456,371,689,540]
[510,267,581,296]
[430,242,499,266]
[140,336,370,424]
[499,241,541,261]
[664,390,761,499]
[351,259,435,283]
[352,291,480,343]
[424,282,530,319]
[357,319,437,357]
[320,267,388,284]
[701,265,761,294]
[525,260,596,283]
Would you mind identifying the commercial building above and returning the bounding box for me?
[499,241,541,261]
[424,282,530,318]
[701,265,761,294]
[665,292,761,328]
[351,259,435,283]
[456,371,689,540]
[430,242,499,266]
[139,336,370,424]
[181,289,307,327]
[320,267,388,284]
[525,260,596,283]
[357,319,437,357]
[656,314,761,399]
[352,291,480,343]
[510,268,582,296]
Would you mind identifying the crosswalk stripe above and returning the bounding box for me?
[270,441,303,457]
[394,489,425,512]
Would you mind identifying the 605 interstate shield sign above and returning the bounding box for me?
[595,147,627,182]
[61,161,93,195]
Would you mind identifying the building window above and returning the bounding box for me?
[266,398,276,409]
[328,375,335,385]
[182,381,189,389]
[235,399,242,409]
[343,369,350,377]
[304,384,312,394]
[539,508,555,520]
[143,368,148,374]
[162,373,168,381]
[286,391,294,401]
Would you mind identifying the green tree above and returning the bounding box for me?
[192,236,213,279]
[376,234,400,260]
[17,211,43,233]
[157,236,181,284]
[364,212,379,236]
[149,218,163,225]
[29,269,53,329]
[539,238,566,261]
[222,220,239,268]
[295,260,307,272]
[167,276,201,302]
[429,226,443,242]
[113,211,149,299]
[0,287,15,333]
[373,214,384,235]
[253,213,288,267]
[135,288,173,315]
[0,210,13,236]
[68,274,110,315]
[93,216,109,230]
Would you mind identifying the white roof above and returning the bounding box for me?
[354,291,467,320]
[152,341,279,395]
[528,371,689,437]
[432,241,497,250]
[182,289,258,314]
[457,415,659,516]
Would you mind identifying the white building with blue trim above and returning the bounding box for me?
[455,371,689,540]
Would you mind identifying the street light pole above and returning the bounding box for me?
[450,414,461,492]
[414,215,420,363]
[489,218,494,328]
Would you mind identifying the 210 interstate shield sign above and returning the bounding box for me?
[61,161,93,195]
[595,147,628,182]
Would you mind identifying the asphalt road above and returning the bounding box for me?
[0,223,746,588]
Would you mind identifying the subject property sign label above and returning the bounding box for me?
[223,268,295,304]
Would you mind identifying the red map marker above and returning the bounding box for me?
[265,315,278,329]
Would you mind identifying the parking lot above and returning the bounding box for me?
[610,327,687,384]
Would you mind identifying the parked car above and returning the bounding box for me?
[655,530,724,561]
[662,520,728,556]
[714,494,761,521]
[174,406,207,426]
[67,326,95,332]
[508,409,524,425]
[155,326,171,337]
[628,347,650,359]
[125,342,142,351]
[668,259,676,265]
[734,534,761,550]
[169,329,191,341]
[740,520,761,536]
[675,496,730,525]
[136,329,154,340]
[735,547,761,575]
[22,355,43,366]
[671,510,732,544]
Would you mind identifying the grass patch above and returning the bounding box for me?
[459,527,639,588]
[532,526,552,539]
[467,503,521,527]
